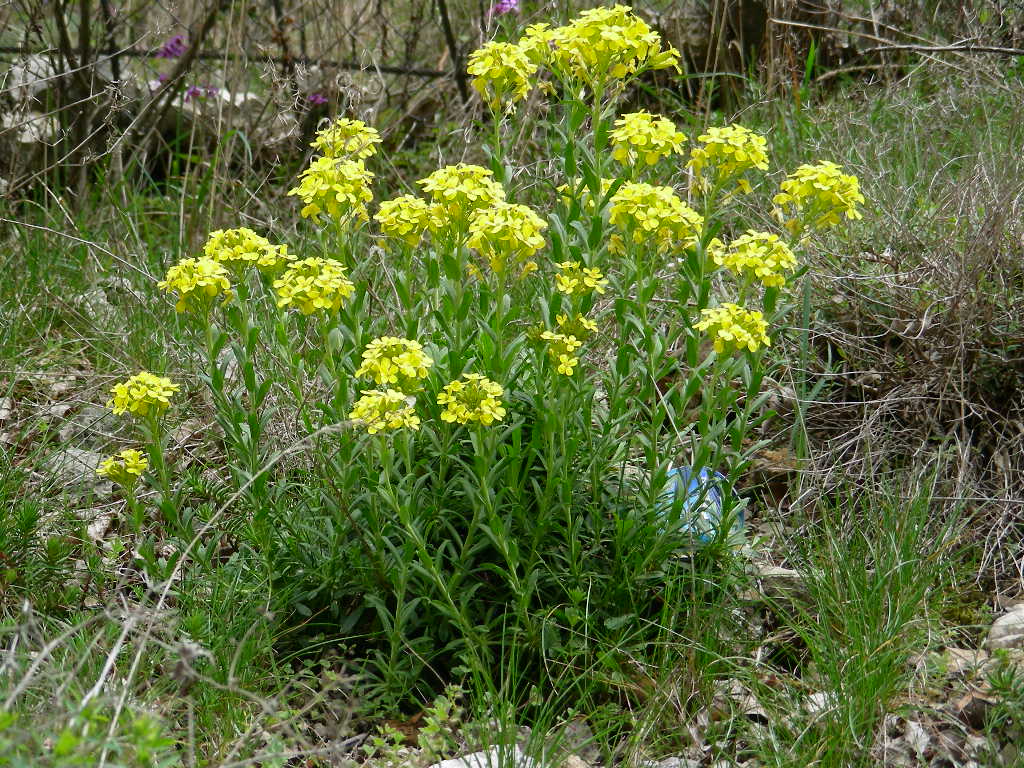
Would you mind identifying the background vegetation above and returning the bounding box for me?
[2,1,1023,766]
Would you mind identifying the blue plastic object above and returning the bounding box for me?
[655,466,742,544]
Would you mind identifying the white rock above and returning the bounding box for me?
[640,758,702,768]
[804,691,836,717]
[985,604,1024,651]
[58,405,126,449]
[755,564,806,601]
[7,54,60,101]
[428,745,537,768]
[45,447,110,493]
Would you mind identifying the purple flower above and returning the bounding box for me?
[156,34,187,59]
[183,84,202,102]
[490,0,519,15]
[307,92,328,106]
[203,84,221,98]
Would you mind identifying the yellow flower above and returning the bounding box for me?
[517,23,558,65]
[287,156,374,224]
[608,182,703,253]
[540,330,583,376]
[773,161,865,233]
[710,230,797,288]
[694,303,771,354]
[202,227,291,271]
[96,448,148,488]
[437,373,506,425]
[273,257,355,315]
[467,202,547,274]
[555,261,608,296]
[545,5,680,86]
[610,111,686,166]
[349,389,420,434]
[356,337,433,392]
[417,164,505,229]
[688,124,769,194]
[467,41,538,111]
[310,117,382,159]
[157,257,233,313]
[555,313,598,339]
[374,195,437,246]
[107,372,180,418]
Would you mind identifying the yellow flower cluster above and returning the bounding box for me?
[96,448,148,488]
[556,313,598,339]
[437,373,506,425]
[541,5,680,85]
[774,161,865,232]
[467,41,538,111]
[107,372,180,418]
[349,389,420,434]
[710,230,797,288]
[518,23,558,65]
[157,257,233,313]
[203,227,291,271]
[356,337,433,393]
[273,257,355,315]
[310,117,381,159]
[608,182,704,253]
[374,195,437,246]
[610,111,686,166]
[467,202,548,274]
[417,164,505,227]
[540,331,583,375]
[688,124,769,194]
[288,156,374,223]
[555,261,608,296]
[694,303,771,354]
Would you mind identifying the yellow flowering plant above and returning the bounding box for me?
[96,448,149,489]
[107,372,179,418]
[288,156,374,225]
[608,182,704,254]
[349,389,421,434]
[106,371,179,503]
[688,124,770,195]
[710,230,798,288]
[158,257,233,314]
[694,303,772,354]
[310,117,382,159]
[203,227,291,272]
[417,164,505,236]
[122,6,870,708]
[96,448,150,531]
[374,195,437,247]
[466,41,537,112]
[436,373,506,426]
[356,337,433,393]
[609,111,687,168]
[273,257,355,316]
[774,160,866,235]
[466,201,547,276]
[554,261,608,296]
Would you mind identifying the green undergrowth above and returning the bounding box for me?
[1,45,1018,768]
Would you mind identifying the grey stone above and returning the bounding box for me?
[985,604,1024,651]
[428,745,537,768]
[45,447,111,494]
[640,758,702,768]
[58,405,127,450]
[754,564,808,602]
